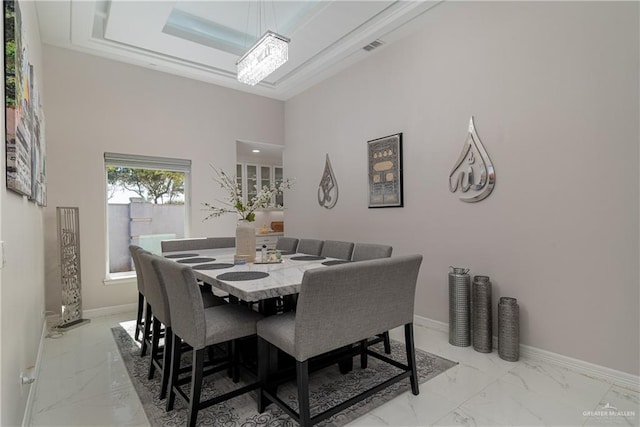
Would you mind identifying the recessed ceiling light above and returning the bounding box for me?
[252,149,260,153]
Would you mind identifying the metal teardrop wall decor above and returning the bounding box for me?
[318,154,338,209]
[449,116,496,202]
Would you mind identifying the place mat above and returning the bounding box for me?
[164,253,199,259]
[291,255,326,261]
[177,257,216,264]
[322,260,352,266]
[193,263,235,270]
[112,322,457,427]
[216,271,270,281]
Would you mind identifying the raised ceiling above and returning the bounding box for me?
[36,1,441,100]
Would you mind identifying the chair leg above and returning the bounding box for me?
[135,293,144,341]
[360,339,368,369]
[232,340,240,383]
[140,303,152,357]
[226,341,233,379]
[160,327,173,400]
[404,323,419,395]
[207,346,215,364]
[148,317,161,380]
[338,345,353,374]
[296,360,311,427]
[166,335,182,412]
[188,349,205,427]
[383,331,391,354]
[257,337,271,413]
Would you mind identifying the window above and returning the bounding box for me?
[104,153,191,278]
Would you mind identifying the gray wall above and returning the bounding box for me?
[43,46,284,313]
[0,2,46,425]
[284,2,639,375]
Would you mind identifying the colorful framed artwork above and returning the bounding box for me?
[367,133,403,208]
[4,0,46,204]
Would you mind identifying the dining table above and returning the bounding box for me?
[162,247,347,305]
[162,247,356,373]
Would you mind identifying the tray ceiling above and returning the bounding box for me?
[36,1,441,100]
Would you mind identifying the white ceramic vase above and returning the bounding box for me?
[235,219,256,262]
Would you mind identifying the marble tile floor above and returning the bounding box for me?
[29,311,639,426]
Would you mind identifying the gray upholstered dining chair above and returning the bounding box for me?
[351,243,393,261]
[351,242,394,353]
[138,251,227,400]
[129,245,151,356]
[296,238,324,256]
[256,254,423,427]
[275,237,299,254]
[320,240,355,260]
[136,251,173,399]
[160,237,235,252]
[154,256,263,427]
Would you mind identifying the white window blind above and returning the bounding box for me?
[104,152,191,172]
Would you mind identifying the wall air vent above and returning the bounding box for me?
[362,39,384,52]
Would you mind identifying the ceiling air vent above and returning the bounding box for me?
[362,39,384,52]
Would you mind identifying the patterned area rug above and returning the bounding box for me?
[112,321,456,426]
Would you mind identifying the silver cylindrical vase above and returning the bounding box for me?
[498,297,519,361]
[449,267,471,347]
[472,275,492,353]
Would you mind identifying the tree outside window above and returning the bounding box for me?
[107,167,185,205]
[106,161,189,275]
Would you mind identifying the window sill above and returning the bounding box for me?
[104,273,136,286]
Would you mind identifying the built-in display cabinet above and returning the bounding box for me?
[237,163,284,208]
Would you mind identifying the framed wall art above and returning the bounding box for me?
[367,133,403,208]
[4,0,46,204]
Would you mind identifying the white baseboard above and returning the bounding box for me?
[22,317,48,427]
[412,314,639,392]
[45,303,137,326]
[414,315,448,334]
[519,343,639,392]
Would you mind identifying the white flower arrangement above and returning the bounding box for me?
[203,166,293,222]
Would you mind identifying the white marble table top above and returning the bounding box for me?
[163,248,341,302]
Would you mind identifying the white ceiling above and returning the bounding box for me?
[36,0,442,100]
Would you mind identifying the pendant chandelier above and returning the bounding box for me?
[237,2,290,86]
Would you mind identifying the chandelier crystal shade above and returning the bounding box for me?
[237,31,290,86]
